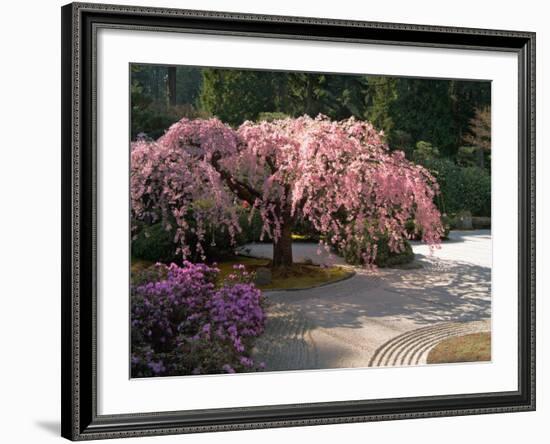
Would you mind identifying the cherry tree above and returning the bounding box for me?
[131,115,443,268]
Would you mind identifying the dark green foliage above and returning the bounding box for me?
[339,234,414,268]
[440,214,452,239]
[391,79,456,155]
[456,146,479,167]
[284,73,368,120]
[457,145,490,170]
[132,222,178,264]
[409,141,490,217]
[200,69,275,126]
[412,141,440,164]
[285,73,325,117]
[131,64,203,105]
[199,69,369,125]
[364,76,398,138]
[422,158,491,217]
[390,130,414,157]
[131,100,207,140]
[423,158,465,215]
[363,77,490,156]
[461,167,491,217]
[131,64,490,164]
[132,213,254,264]
[238,212,265,243]
[131,64,490,156]
[130,65,208,140]
[463,106,491,170]
[375,237,414,268]
[174,66,202,104]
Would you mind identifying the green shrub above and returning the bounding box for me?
[472,216,491,229]
[132,213,251,264]
[457,146,490,170]
[423,158,465,215]
[461,167,491,217]
[389,130,413,157]
[132,222,178,263]
[423,158,491,217]
[412,141,440,165]
[375,237,414,267]
[238,211,265,243]
[405,215,451,240]
[456,146,478,167]
[340,233,414,268]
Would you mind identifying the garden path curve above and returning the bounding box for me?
[248,230,492,371]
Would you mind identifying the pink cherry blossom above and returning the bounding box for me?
[131,115,443,266]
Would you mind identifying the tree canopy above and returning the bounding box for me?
[130,64,492,225]
[131,115,444,267]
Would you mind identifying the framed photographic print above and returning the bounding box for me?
[61,2,536,440]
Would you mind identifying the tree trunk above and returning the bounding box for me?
[167,66,177,106]
[477,146,485,169]
[272,221,293,268]
[305,76,315,117]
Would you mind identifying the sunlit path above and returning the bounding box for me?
[251,230,492,371]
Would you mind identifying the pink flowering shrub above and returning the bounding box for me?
[131,115,443,267]
[131,262,266,377]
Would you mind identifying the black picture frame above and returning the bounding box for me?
[61,2,536,440]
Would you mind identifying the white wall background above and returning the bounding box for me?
[0,0,545,443]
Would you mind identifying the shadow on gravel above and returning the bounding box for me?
[253,233,492,371]
[380,259,491,324]
[253,304,319,371]
[264,259,491,329]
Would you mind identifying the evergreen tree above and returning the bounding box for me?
[200,69,276,126]
[364,76,398,138]
[463,106,491,169]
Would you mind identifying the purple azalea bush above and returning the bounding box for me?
[131,261,266,377]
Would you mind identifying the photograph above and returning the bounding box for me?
[56,1,536,440]
[0,0,543,441]
[129,64,493,378]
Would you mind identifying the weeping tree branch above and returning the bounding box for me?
[209,153,263,206]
